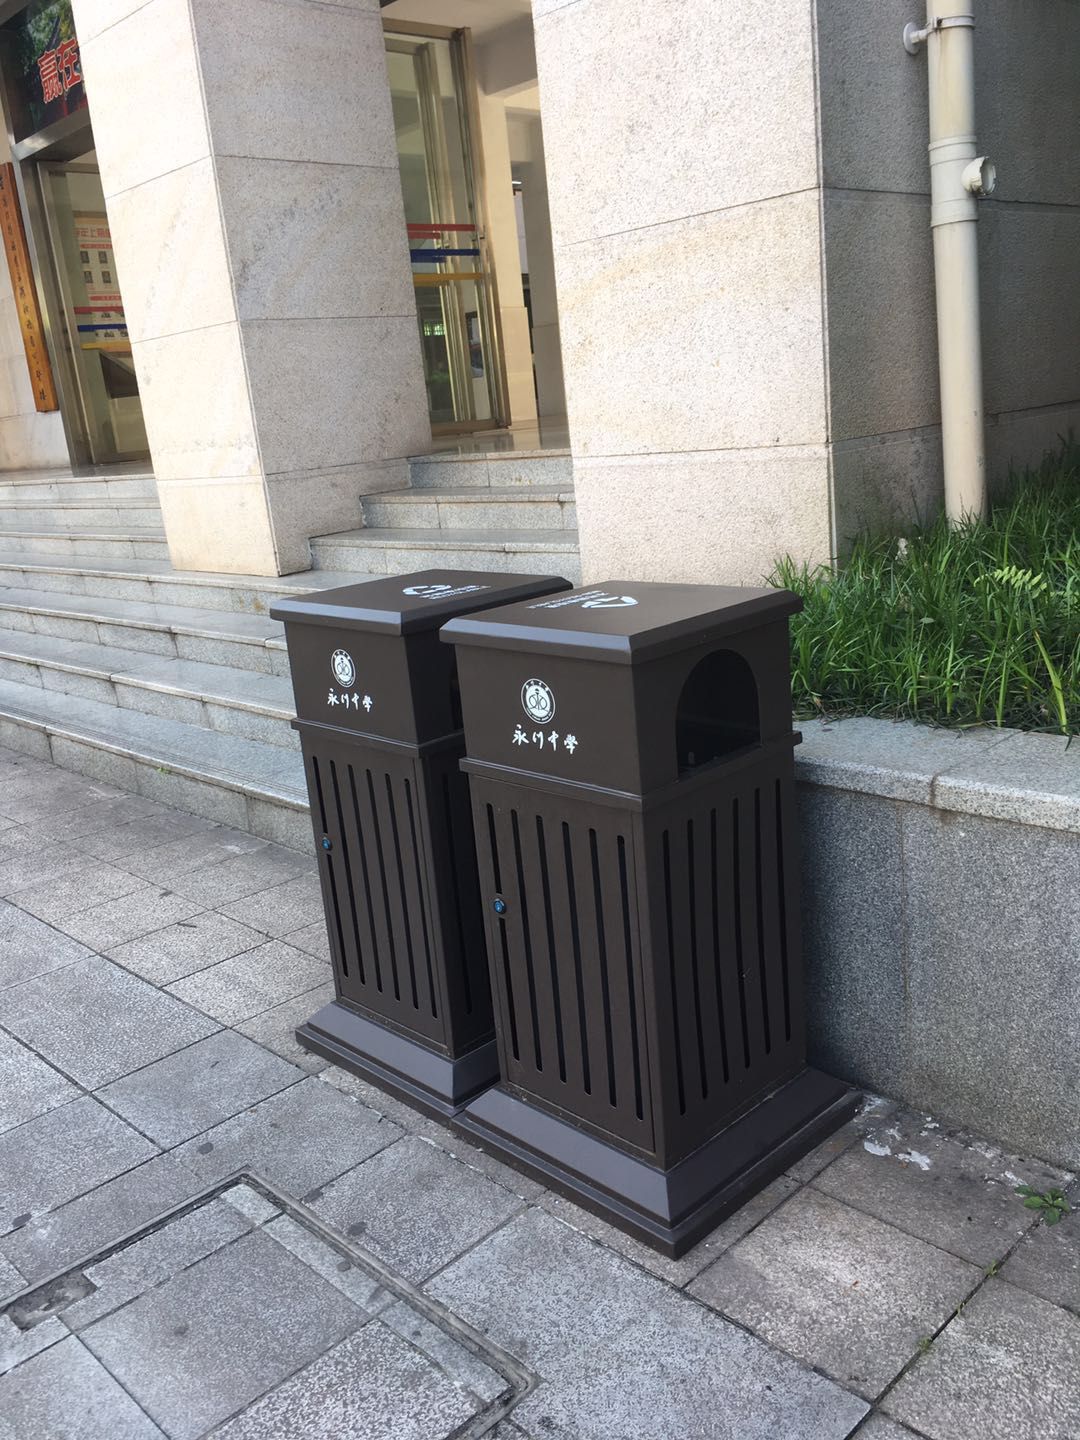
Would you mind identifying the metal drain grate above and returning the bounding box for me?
[1,1171,535,1438]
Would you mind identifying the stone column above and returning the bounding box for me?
[74,0,429,575]
[509,109,566,419]
[532,0,832,586]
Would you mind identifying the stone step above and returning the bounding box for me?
[0,528,170,560]
[0,470,157,501]
[0,627,298,750]
[0,497,163,530]
[408,449,572,490]
[0,585,290,675]
[309,526,582,583]
[0,674,309,848]
[360,486,576,532]
[0,551,366,616]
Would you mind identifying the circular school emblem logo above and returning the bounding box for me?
[521,678,555,724]
[330,649,356,689]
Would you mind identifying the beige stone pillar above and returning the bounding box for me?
[509,109,565,419]
[74,0,429,575]
[532,0,832,586]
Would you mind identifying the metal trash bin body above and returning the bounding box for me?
[270,569,571,1117]
[442,581,859,1254]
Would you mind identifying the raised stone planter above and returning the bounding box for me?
[796,718,1080,1169]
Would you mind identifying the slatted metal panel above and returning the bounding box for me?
[475,787,653,1152]
[305,739,443,1045]
[643,757,804,1160]
[423,746,494,1044]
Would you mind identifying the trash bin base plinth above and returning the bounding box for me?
[297,1000,498,1121]
[452,1068,860,1257]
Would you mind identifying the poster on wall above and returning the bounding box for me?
[4,0,87,143]
[72,212,128,351]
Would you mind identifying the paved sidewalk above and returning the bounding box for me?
[0,746,1078,1439]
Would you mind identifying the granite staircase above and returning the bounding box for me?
[0,449,578,848]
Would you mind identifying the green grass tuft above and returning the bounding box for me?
[770,443,1080,734]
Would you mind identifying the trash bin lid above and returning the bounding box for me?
[441,580,800,664]
[270,570,570,636]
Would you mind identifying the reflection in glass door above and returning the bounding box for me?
[38,160,147,463]
[386,29,504,432]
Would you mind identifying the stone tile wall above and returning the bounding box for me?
[798,717,1080,1167]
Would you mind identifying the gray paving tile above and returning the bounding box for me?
[1,1154,203,1284]
[428,1207,667,1371]
[165,940,329,1024]
[78,809,219,862]
[96,1030,304,1147]
[852,1417,923,1439]
[786,1096,898,1184]
[429,1209,866,1438]
[315,1069,547,1202]
[219,872,325,938]
[540,1172,801,1287]
[0,1096,157,1239]
[165,846,312,907]
[312,1136,524,1284]
[0,1029,79,1135]
[10,860,151,926]
[56,885,204,951]
[234,983,335,1072]
[26,794,168,850]
[81,1228,363,1440]
[171,1077,400,1196]
[61,1199,252,1332]
[119,827,270,883]
[0,835,90,897]
[1000,1194,1080,1313]
[0,899,94,990]
[106,910,264,985]
[379,1300,506,1402]
[689,1187,981,1399]
[221,1182,281,1226]
[0,1312,66,1376]
[0,1252,23,1304]
[813,1108,1070,1266]
[0,770,121,825]
[0,1335,165,1438]
[211,1325,478,1440]
[513,1285,868,1440]
[286,918,332,962]
[0,956,218,1088]
[263,1213,386,1314]
[884,1279,1080,1440]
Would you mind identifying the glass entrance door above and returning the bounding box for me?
[37,159,147,463]
[385,29,504,433]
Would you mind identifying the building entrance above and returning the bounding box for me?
[386,26,506,434]
[37,156,146,463]
[0,0,148,468]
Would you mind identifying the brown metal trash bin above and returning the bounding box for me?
[270,569,571,1117]
[441,580,859,1255]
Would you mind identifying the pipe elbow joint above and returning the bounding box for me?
[961,155,996,196]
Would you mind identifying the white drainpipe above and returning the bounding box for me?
[904,5,995,522]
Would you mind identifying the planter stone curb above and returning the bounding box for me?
[793,716,1080,1169]
[796,718,1079,832]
